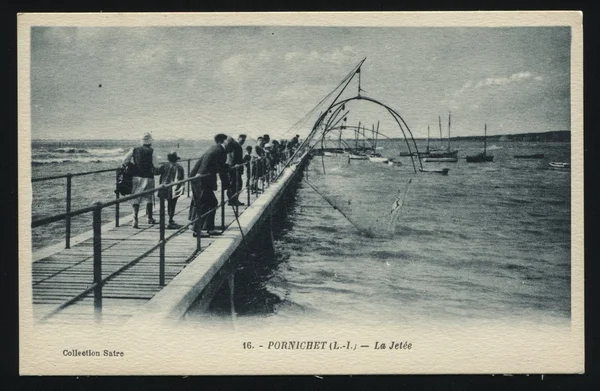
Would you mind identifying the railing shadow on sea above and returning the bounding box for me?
[30,147,303,322]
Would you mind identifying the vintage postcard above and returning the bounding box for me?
[18,12,583,375]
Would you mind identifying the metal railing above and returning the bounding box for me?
[32,148,299,320]
[32,158,202,249]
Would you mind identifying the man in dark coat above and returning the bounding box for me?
[189,133,230,237]
[226,134,246,206]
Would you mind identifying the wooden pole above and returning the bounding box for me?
[65,174,72,249]
[92,202,103,319]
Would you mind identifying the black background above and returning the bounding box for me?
[3,1,598,389]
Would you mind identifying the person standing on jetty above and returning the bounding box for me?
[288,134,300,150]
[122,132,158,229]
[226,134,246,206]
[189,133,230,238]
[157,151,185,229]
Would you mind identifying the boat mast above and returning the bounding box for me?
[371,124,375,152]
[484,123,487,155]
[447,111,451,151]
[438,115,443,148]
[427,125,430,152]
[375,121,380,150]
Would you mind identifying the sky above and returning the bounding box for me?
[30,26,571,140]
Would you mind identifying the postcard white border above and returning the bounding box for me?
[18,11,584,375]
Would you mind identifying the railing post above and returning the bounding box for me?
[247,161,251,206]
[115,169,120,227]
[92,202,103,319]
[159,189,166,286]
[187,159,191,198]
[236,165,240,215]
[254,160,259,199]
[65,174,72,249]
[261,159,265,193]
[221,176,226,231]
[196,219,202,252]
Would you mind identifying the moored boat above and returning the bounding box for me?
[419,167,449,175]
[549,162,570,169]
[348,152,368,160]
[514,153,545,159]
[423,156,458,163]
[368,155,389,163]
[465,124,494,163]
[424,113,458,159]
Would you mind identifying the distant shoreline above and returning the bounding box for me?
[31,130,570,143]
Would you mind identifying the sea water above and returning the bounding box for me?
[30,139,571,325]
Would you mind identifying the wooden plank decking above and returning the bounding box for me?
[32,198,252,326]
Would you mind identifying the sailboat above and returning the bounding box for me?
[423,113,458,162]
[466,124,494,163]
[367,122,389,163]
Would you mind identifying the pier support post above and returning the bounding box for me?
[65,174,72,249]
[228,273,236,321]
[115,169,120,227]
[159,189,166,286]
[92,202,103,320]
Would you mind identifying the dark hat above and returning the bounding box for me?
[167,151,180,162]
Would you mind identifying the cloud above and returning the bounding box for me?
[285,52,301,62]
[124,45,169,69]
[220,53,246,78]
[284,46,359,67]
[457,71,541,95]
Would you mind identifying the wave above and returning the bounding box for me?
[32,156,122,165]
[86,147,126,156]
[51,148,89,154]
[486,145,504,150]
[44,147,125,156]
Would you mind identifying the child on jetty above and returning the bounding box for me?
[158,151,185,229]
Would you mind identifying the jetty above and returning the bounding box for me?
[31,148,310,326]
[29,59,425,326]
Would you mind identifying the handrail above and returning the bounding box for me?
[32,167,117,182]
[31,157,200,182]
[35,148,300,322]
[31,160,257,228]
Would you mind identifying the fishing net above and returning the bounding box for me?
[282,60,422,236]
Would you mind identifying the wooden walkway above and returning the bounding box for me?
[32,198,250,326]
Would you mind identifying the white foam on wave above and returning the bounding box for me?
[32,156,122,165]
[87,147,126,156]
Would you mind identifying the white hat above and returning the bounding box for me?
[141,132,153,145]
